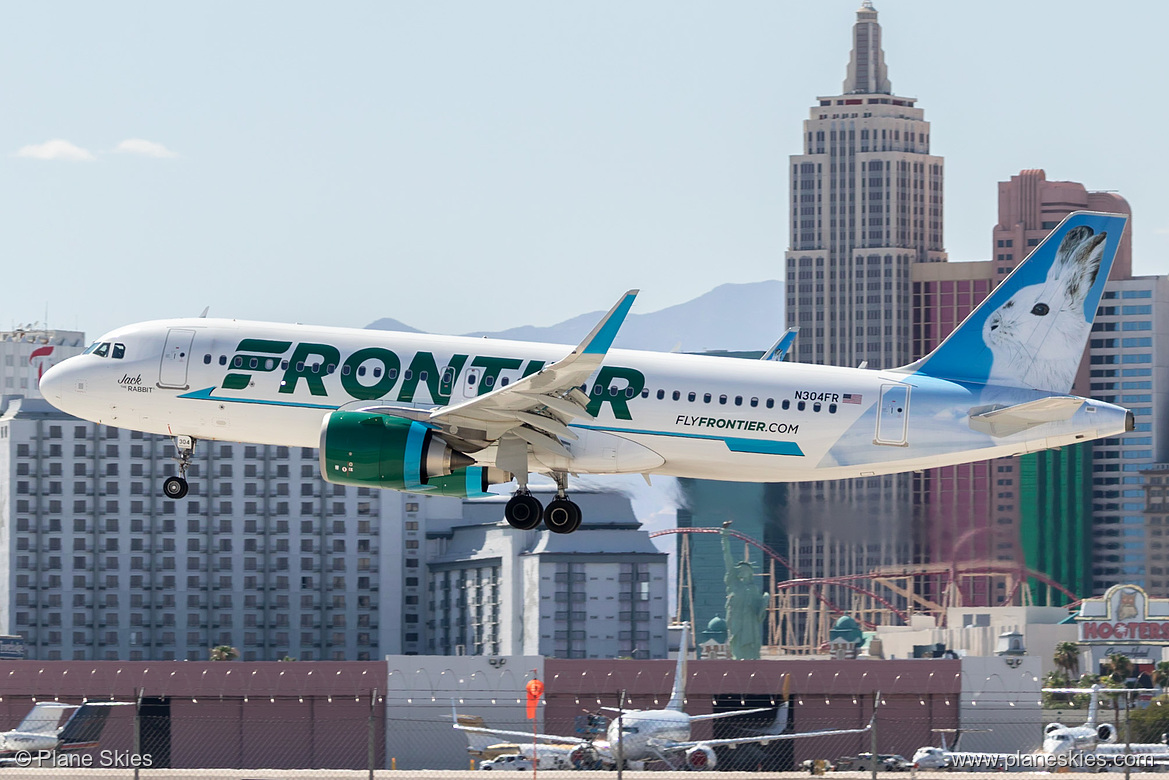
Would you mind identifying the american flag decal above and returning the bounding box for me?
[842,393,862,404]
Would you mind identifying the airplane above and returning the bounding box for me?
[40,211,1131,533]
[915,686,1169,770]
[910,728,1013,770]
[453,623,875,771]
[1040,685,1169,760]
[0,701,129,759]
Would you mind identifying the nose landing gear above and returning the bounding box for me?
[162,435,196,500]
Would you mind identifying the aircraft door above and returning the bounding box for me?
[158,329,196,390]
[456,367,482,402]
[874,383,910,446]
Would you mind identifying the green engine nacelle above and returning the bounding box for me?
[319,411,475,491]
[424,467,506,498]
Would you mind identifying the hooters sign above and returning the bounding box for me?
[1077,584,1169,644]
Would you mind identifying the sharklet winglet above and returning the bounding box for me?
[576,290,638,357]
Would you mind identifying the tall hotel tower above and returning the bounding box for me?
[782,2,944,591]
[785,0,945,370]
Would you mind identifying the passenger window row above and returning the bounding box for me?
[636,389,839,414]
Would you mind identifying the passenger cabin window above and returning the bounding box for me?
[203,354,212,365]
[718,394,727,405]
[703,393,711,403]
[688,392,696,402]
[781,399,790,410]
[672,391,680,401]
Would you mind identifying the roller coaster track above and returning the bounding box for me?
[651,527,1080,633]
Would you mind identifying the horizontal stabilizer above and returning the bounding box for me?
[968,397,1083,438]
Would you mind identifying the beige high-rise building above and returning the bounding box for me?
[785,0,945,370]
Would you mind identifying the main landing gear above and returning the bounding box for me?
[503,471,582,534]
[162,435,195,500]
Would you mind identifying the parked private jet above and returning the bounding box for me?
[913,687,1169,770]
[1041,685,1168,760]
[0,701,128,759]
[40,212,1131,533]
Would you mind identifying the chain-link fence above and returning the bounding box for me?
[0,692,1166,778]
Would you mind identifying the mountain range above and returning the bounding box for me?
[366,280,784,353]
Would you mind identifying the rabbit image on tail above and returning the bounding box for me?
[982,225,1107,393]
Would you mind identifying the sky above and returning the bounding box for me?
[4,1,1169,340]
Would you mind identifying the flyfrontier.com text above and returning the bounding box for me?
[674,415,798,434]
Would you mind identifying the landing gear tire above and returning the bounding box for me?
[544,497,582,534]
[163,476,189,499]
[505,493,544,530]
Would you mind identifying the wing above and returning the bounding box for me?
[655,721,872,753]
[427,290,638,458]
[454,722,590,748]
[688,706,776,722]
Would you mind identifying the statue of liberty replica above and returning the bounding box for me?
[720,523,769,660]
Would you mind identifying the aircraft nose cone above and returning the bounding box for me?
[39,359,81,409]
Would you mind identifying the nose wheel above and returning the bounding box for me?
[163,475,189,499]
[162,435,196,500]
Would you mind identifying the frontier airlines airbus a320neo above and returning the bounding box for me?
[41,212,1132,534]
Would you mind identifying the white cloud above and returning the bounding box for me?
[114,138,177,158]
[15,139,96,161]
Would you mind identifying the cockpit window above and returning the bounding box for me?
[93,342,110,358]
[112,343,126,359]
[83,342,101,355]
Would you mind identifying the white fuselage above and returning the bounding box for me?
[40,318,1132,483]
[1044,727,1169,757]
[603,709,692,761]
[0,731,61,756]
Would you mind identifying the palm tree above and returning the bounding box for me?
[209,645,239,661]
[1102,653,1134,685]
[1154,661,1169,690]
[1053,641,1080,679]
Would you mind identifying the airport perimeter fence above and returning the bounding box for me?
[6,691,1169,777]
